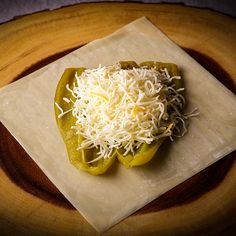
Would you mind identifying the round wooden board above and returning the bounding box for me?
[0,3,236,235]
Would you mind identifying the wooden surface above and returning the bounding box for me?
[0,3,236,235]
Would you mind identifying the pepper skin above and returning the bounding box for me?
[116,61,182,168]
[54,68,116,175]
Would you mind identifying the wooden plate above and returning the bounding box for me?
[0,3,236,235]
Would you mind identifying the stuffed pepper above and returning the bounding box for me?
[54,61,186,174]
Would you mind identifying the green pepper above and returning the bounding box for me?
[54,68,116,175]
[116,61,182,168]
[54,61,182,174]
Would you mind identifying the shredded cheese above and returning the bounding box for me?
[56,63,198,161]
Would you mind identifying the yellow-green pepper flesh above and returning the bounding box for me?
[54,68,116,175]
[116,61,182,168]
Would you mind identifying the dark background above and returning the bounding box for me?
[0,0,235,24]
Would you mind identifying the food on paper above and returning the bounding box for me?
[55,61,192,175]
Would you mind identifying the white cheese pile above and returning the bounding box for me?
[56,63,197,161]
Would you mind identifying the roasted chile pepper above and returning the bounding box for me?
[54,68,116,175]
[116,61,182,168]
[55,61,182,174]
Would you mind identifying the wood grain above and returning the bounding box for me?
[0,3,236,235]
